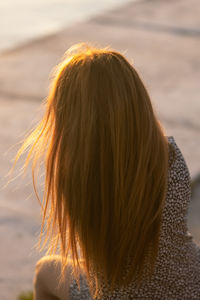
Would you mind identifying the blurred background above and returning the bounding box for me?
[0,0,199,299]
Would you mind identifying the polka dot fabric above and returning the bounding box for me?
[69,136,200,299]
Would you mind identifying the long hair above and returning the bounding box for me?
[16,43,170,297]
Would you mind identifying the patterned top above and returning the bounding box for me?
[69,136,200,299]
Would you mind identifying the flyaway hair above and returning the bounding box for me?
[16,43,173,298]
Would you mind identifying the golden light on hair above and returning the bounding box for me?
[16,43,172,298]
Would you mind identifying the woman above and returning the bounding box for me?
[16,43,200,299]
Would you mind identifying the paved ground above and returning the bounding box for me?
[0,0,200,299]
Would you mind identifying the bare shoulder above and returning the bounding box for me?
[34,255,85,300]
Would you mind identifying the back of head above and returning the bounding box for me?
[17,43,169,297]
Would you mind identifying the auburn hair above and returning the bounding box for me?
[16,43,171,297]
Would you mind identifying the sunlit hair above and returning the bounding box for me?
[16,43,173,297]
